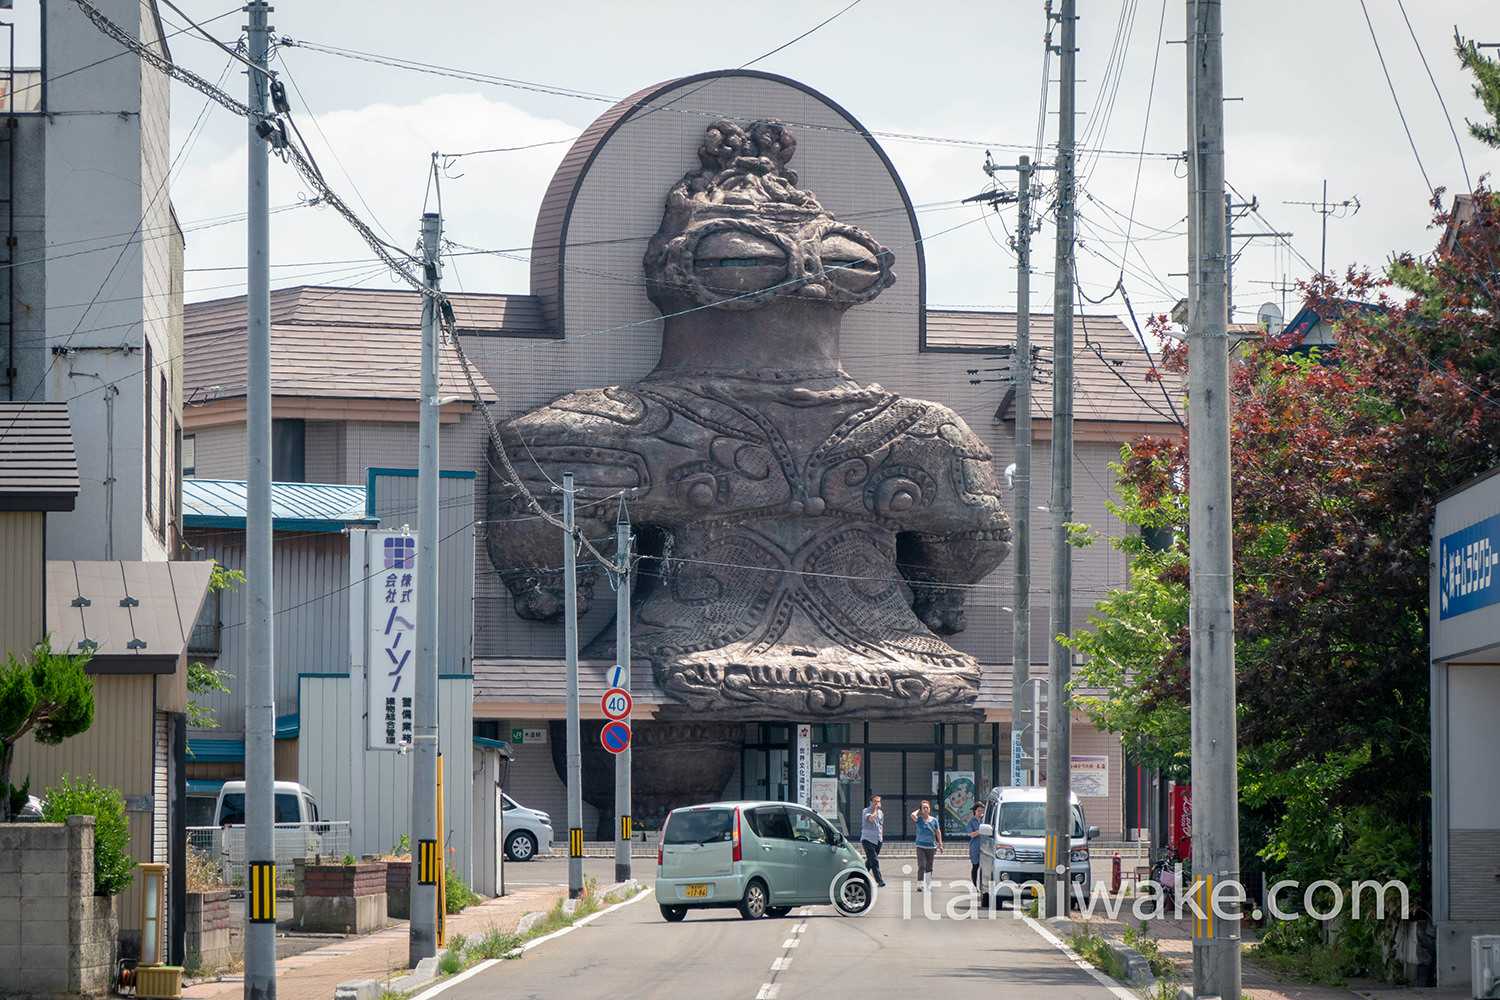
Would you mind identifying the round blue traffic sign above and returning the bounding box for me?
[601,720,631,755]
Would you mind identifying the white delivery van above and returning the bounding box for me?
[212,781,327,877]
[975,786,1100,906]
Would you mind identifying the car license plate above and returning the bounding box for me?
[684,884,708,898]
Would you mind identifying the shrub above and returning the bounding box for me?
[42,774,132,896]
[445,864,481,914]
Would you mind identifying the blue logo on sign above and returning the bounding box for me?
[1439,514,1500,620]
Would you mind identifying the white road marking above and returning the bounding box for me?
[1020,913,1142,1000]
[791,922,807,934]
[755,985,780,999]
[781,938,799,948]
[770,956,793,971]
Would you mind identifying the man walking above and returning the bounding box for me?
[860,794,886,887]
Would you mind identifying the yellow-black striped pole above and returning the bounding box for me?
[569,828,584,858]
[418,838,439,885]
[621,815,632,841]
[1193,873,1216,939]
[248,861,276,923]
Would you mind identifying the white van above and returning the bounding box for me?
[212,781,326,877]
[975,786,1100,905]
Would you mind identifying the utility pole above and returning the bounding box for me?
[1044,0,1077,920]
[614,513,633,882]
[984,153,1053,788]
[563,474,583,899]
[1283,180,1358,276]
[1187,2,1241,998]
[243,3,275,999]
[409,210,442,965]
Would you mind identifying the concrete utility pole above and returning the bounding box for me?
[409,210,442,966]
[1186,2,1241,998]
[614,514,633,882]
[1044,0,1077,919]
[243,3,275,998]
[985,154,1051,788]
[1224,194,1291,325]
[563,474,583,898]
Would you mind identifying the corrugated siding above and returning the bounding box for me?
[180,531,352,737]
[298,674,475,882]
[1450,829,1500,919]
[0,512,45,653]
[10,673,157,932]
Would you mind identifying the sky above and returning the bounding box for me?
[10,0,1499,334]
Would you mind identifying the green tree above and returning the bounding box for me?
[1456,32,1500,148]
[0,636,95,823]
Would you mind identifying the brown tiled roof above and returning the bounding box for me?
[0,403,80,511]
[925,310,1183,428]
[473,659,667,708]
[46,560,215,673]
[182,286,529,403]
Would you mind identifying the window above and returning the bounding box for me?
[747,806,793,840]
[159,372,168,538]
[663,808,734,845]
[188,585,221,656]
[144,343,154,526]
[182,434,196,478]
[272,418,305,482]
[788,807,833,844]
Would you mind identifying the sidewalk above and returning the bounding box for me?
[1059,909,1470,1000]
[182,885,567,1000]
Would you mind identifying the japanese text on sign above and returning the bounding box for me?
[368,531,418,749]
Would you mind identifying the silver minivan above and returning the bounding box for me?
[975,786,1100,905]
[655,801,873,921]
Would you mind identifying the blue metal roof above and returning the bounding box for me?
[182,479,378,532]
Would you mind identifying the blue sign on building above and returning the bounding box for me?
[1438,513,1500,620]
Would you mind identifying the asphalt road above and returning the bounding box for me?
[448,856,1127,1000]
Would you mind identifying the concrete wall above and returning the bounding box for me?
[0,816,117,996]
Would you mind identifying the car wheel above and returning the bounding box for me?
[505,830,537,862]
[660,905,687,922]
[766,906,792,918]
[738,879,769,919]
[833,872,873,915]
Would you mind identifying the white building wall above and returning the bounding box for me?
[36,0,176,562]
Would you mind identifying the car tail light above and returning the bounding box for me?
[657,842,663,866]
[733,808,742,863]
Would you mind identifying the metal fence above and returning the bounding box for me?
[187,823,352,887]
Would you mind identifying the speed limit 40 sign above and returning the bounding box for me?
[601,687,632,720]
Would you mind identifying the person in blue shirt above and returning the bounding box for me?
[910,800,943,891]
[965,804,985,888]
[860,794,886,888]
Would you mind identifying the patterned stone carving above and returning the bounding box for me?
[487,121,1011,718]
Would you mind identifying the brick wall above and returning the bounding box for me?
[0,816,117,996]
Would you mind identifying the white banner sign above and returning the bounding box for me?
[795,724,812,806]
[368,531,418,750]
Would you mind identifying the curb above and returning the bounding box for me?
[340,880,646,1000]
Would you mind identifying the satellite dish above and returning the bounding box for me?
[1257,302,1283,333]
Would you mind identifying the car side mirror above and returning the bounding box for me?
[1087,826,1101,840]
[978,823,993,837]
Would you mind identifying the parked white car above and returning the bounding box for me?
[502,793,553,861]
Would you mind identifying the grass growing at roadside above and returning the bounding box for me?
[423,877,647,990]
[1068,922,1127,980]
[1122,922,1177,978]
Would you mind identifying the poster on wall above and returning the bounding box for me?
[366,531,417,750]
[1070,755,1109,797]
[838,749,863,782]
[810,777,839,818]
[943,772,976,827]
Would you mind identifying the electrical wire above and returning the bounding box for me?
[1356,0,1435,194]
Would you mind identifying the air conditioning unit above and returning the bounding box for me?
[1474,935,1500,999]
